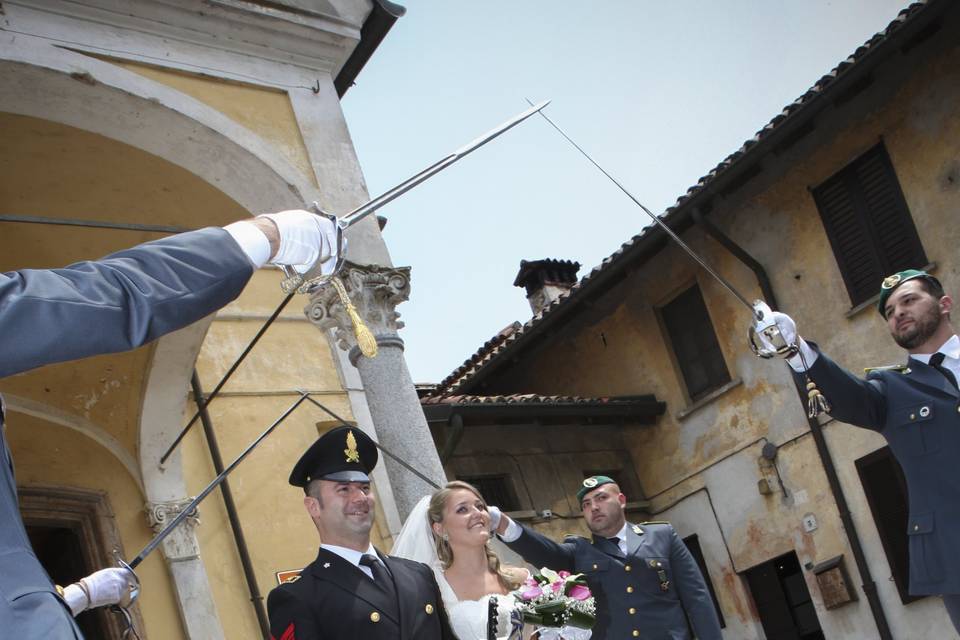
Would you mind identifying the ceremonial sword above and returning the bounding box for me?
[527,100,829,416]
[280,100,551,294]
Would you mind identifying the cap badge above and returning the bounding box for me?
[344,430,361,464]
[583,477,598,488]
[882,274,901,290]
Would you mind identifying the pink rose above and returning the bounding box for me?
[568,584,591,601]
[552,580,565,594]
[520,585,543,601]
[558,571,571,579]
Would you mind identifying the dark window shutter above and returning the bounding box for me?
[855,447,918,604]
[812,143,927,307]
[661,285,731,401]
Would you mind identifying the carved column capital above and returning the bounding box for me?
[306,261,411,362]
[145,499,200,562]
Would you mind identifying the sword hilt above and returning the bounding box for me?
[278,202,346,295]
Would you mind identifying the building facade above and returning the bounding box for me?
[423,2,960,638]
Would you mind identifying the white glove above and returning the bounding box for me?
[258,209,343,275]
[755,311,817,372]
[487,505,503,533]
[63,567,139,615]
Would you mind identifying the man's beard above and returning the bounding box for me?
[892,303,943,349]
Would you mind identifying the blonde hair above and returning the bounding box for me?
[428,480,523,591]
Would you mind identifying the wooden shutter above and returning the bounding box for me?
[661,285,731,401]
[812,143,927,307]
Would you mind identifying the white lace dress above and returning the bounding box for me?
[434,569,525,640]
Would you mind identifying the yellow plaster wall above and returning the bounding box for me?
[111,60,317,188]
[190,268,358,639]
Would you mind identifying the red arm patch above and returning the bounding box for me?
[271,622,295,640]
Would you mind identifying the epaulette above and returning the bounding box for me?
[640,520,670,526]
[563,534,589,543]
[864,364,910,375]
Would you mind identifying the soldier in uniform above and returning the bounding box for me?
[491,475,723,640]
[753,269,960,633]
[267,425,456,640]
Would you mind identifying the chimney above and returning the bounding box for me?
[513,259,581,315]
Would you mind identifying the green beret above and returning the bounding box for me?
[577,475,616,503]
[877,269,941,315]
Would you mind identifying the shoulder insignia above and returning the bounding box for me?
[864,364,910,375]
[631,524,643,535]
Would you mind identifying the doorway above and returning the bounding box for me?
[745,551,824,640]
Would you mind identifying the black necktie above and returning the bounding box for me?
[929,352,958,390]
[360,554,395,595]
[606,536,623,554]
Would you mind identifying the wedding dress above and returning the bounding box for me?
[391,496,523,640]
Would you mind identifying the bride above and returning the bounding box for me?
[392,480,532,640]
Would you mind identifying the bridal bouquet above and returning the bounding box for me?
[512,568,596,631]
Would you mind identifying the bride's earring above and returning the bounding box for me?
[442,531,449,542]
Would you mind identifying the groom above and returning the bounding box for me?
[493,475,723,640]
[267,426,456,640]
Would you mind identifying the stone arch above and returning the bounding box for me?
[0,37,326,639]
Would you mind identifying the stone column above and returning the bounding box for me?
[145,499,225,640]
[307,262,446,519]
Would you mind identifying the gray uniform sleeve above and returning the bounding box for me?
[0,227,253,378]
[798,343,888,430]
[500,523,578,573]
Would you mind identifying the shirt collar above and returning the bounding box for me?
[611,522,628,542]
[321,542,378,567]
[912,334,960,364]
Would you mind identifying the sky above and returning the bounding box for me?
[340,1,912,384]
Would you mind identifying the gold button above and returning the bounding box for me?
[914,524,919,531]
[370,612,381,623]
[625,565,632,572]
[626,586,634,593]
[633,631,640,637]
[592,564,598,570]
[629,607,636,614]
[425,604,434,614]
[910,413,916,420]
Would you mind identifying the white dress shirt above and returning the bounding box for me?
[910,334,960,381]
[320,542,381,580]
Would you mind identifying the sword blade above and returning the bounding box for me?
[339,100,551,230]
[129,392,311,569]
[528,100,759,319]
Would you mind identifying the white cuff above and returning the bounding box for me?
[500,518,523,542]
[224,221,271,269]
[63,584,89,616]
[787,337,819,372]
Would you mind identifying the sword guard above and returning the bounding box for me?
[279,202,347,295]
[748,300,799,359]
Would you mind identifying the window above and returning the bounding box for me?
[682,535,726,631]
[661,285,731,401]
[855,446,918,604]
[457,474,521,512]
[812,143,927,307]
[745,551,824,640]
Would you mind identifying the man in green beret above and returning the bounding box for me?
[753,269,960,632]
[491,475,722,639]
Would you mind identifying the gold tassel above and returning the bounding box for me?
[330,277,378,359]
[805,378,831,418]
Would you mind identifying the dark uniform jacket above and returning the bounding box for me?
[504,521,722,640]
[267,548,456,640]
[802,344,960,596]
[0,229,253,638]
